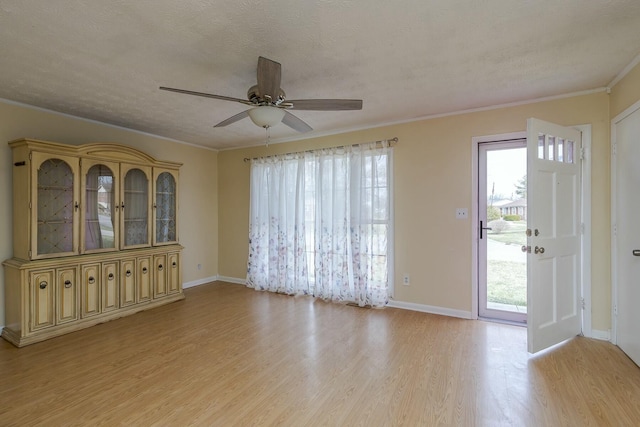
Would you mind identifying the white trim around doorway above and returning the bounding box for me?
[610,99,640,345]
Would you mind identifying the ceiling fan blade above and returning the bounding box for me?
[257,56,282,102]
[282,111,313,133]
[214,110,250,127]
[159,86,252,105]
[287,99,363,111]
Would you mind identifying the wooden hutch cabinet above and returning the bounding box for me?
[2,139,184,347]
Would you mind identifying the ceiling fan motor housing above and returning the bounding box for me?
[247,85,286,105]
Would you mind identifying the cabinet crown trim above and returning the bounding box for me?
[9,139,182,168]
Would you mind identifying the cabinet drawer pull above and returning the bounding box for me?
[74,201,79,212]
[108,273,114,280]
[39,281,48,290]
[142,267,148,274]
[88,276,95,284]
[158,264,164,271]
[64,280,72,288]
[172,261,177,268]
[126,270,132,277]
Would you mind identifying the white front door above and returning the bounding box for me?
[612,104,640,366]
[526,118,582,354]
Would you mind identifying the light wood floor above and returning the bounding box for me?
[1,282,639,426]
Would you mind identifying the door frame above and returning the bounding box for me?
[610,99,640,345]
[471,126,592,337]
[477,138,527,323]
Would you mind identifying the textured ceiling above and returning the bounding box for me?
[0,1,639,150]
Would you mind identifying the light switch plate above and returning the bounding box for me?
[456,208,468,219]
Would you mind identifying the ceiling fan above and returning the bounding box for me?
[159,56,362,133]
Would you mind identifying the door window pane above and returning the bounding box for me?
[537,134,545,159]
[557,138,564,162]
[548,136,555,161]
[566,140,575,163]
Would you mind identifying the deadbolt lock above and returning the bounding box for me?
[534,246,545,254]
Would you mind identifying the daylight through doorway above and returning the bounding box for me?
[478,140,527,324]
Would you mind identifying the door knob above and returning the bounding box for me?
[633,250,640,256]
[521,245,531,253]
[535,246,545,254]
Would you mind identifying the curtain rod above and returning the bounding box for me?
[243,137,398,162]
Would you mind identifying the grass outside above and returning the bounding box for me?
[487,260,526,306]
[487,220,527,307]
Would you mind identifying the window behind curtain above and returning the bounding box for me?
[247,143,393,307]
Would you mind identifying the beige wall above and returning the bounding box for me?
[0,100,219,327]
[218,92,613,331]
[610,61,640,118]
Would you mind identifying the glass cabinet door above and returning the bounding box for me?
[153,170,178,245]
[32,153,80,258]
[82,162,118,252]
[121,165,151,248]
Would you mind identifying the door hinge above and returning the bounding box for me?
[581,298,586,310]
[579,147,585,160]
[28,250,32,258]
[612,143,617,156]
[613,224,617,236]
[29,201,32,210]
[29,152,32,160]
[580,223,585,234]
[613,304,618,316]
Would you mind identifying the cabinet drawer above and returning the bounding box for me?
[153,254,167,298]
[57,267,78,324]
[137,257,152,303]
[29,270,55,332]
[81,264,101,318]
[102,262,119,312]
[120,259,136,307]
[167,253,180,294]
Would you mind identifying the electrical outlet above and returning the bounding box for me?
[403,274,410,285]
[455,208,468,219]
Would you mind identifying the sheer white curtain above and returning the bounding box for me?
[246,141,393,307]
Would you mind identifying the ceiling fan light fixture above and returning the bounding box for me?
[248,106,285,128]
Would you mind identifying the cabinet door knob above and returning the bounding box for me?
[142,267,148,274]
[88,276,95,284]
[126,270,132,277]
[158,264,164,271]
[39,281,48,290]
[64,280,72,288]
[172,262,177,268]
[74,201,79,212]
[108,273,114,280]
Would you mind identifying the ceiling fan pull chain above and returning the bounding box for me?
[265,126,270,147]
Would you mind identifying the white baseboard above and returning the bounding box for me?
[387,300,473,319]
[217,276,247,285]
[591,329,610,341]
[183,275,219,289]
[197,280,471,320]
